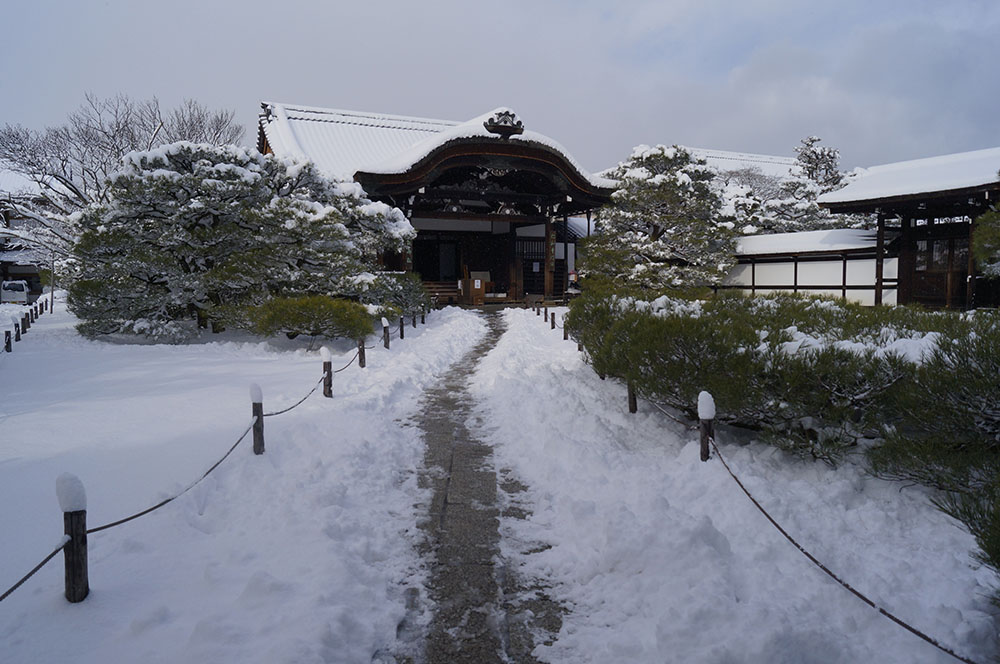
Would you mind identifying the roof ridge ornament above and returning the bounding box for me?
[484,110,524,139]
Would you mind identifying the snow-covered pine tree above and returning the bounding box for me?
[972,207,1000,277]
[721,136,873,234]
[0,94,246,263]
[583,145,736,292]
[69,142,414,339]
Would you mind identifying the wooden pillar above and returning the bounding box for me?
[898,216,913,305]
[841,254,848,300]
[967,216,977,308]
[544,217,555,298]
[509,225,518,301]
[750,259,756,296]
[793,256,799,294]
[563,215,569,299]
[875,209,885,305]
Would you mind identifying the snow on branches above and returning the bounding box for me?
[69,142,414,339]
[584,144,736,291]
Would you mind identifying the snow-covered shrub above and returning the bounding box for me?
[68,142,414,340]
[581,145,736,292]
[568,290,932,464]
[357,272,430,318]
[868,312,1000,574]
[245,296,374,341]
[972,208,1000,277]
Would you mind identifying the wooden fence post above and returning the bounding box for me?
[550,313,555,330]
[563,315,569,340]
[22,313,29,331]
[628,382,637,414]
[56,473,89,603]
[250,384,265,455]
[321,347,333,398]
[544,306,548,322]
[578,342,583,352]
[421,307,426,325]
[535,305,540,316]
[399,317,405,341]
[13,319,21,342]
[357,339,367,368]
[382,317,390,349]
[412,314,417,329]
[4,330,10,352]
[698,391,715,462]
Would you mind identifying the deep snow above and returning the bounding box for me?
[0,300,996,663]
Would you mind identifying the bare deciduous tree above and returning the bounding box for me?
[0,93,245,257]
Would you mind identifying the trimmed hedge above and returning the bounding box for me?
[568,288,1000,575]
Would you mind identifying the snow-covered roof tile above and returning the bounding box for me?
[818,146,1000,205]
[690,148,796,178]
[736,229,878,256]
[259,102,614,188]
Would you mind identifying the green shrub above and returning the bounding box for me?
[246,296,374,340]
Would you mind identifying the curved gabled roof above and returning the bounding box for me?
[258,102,615,190]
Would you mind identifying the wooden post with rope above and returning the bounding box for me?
[57,473,89,603]
[357,339,367,368]
[698,391,715,463]
[382,317,390,349]
[628,382,637,414]
[321,347,333,398]
[251,384,265,455]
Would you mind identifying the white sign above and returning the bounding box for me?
[474,279,481,289]
[532,262,540,273]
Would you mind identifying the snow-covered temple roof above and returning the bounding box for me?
[258,102,615,189]
[818,146,1000,209]
[736,229,879,256]
[691,148,796,178]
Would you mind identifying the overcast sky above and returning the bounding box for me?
[2,0,997,171]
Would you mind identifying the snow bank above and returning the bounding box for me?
[0,300,486,663]
[469,307,996,663]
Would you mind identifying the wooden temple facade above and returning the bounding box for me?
[257,104,613,304]
[818,147,1000,309]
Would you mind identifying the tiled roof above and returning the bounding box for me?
[736,228,878,255]
[692,148,796,178]
[818,146,1000,205]
[259,102,615,188]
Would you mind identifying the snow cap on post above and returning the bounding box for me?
[698,391,716,421]
[381,317,389,329]
[320,346,331,362]
[250,383,263,404]
[10,316,18,327]
[56,473,87,512]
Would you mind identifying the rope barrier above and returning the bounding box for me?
[87,418,256,534]
[263,376,324,417]
[0,537,69,604]
[332,350,360,374]
[705,437,982,664]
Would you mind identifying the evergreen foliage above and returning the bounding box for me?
[68,142,414,340]
[246,296,374,340]
[569,287,1000,575]
[972,208,1000,277]
[0,93,245,261]
[582,145,736,292]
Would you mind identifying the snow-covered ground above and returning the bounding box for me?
[0,297,486,663]
[1,301,996,663]
[470,308,997,664]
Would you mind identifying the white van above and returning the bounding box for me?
[1,280,29,305]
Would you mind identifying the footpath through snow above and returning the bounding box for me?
[0,298,486,663]
[469,307,998,664]
[1,301,997,663]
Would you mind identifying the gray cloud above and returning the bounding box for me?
[2,0,997,172]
